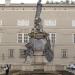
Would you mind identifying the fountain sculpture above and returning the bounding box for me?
[25,0,54,70]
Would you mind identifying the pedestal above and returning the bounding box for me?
[32,50,46,71]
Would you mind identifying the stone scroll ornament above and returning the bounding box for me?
[25,0,54,62]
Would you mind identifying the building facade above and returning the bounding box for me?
[0,3,75,71]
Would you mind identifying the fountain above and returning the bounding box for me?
[25,0,54,73]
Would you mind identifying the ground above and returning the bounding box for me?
[0,70,74,75]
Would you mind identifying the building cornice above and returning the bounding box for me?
[0,4,75,7]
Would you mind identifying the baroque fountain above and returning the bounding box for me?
[24,0,54,72]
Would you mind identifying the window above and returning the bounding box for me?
[17,33,29,43]
[2,53,5,60]
[8,49,14,58]
[72,33,75,43]
[0,33,2,43]
[61,49,68,58]
[49,33,56,44]
[72,20,75,26]
[20,49,26,58]
[17,19,29,26]
[24,34,29,43]
[0,20,2,25]
[44,20,56,26]
[17,33,22,43]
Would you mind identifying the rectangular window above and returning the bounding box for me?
[0,20,2,26]
[8,49,14,58]
[72,20,75,26]
[0,33,2,43]
[44,20,56,26]
[17,33,22,43]
[20,49,25,58]
[2,53,5,60]
[49,33,56,44]
[61,49,68,58]
[17,19,29,26]
[24,34,29,43]
[17,33,29,43]
[72,33,75,43]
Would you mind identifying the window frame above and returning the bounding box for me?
[19,49,26,58]
[0,20,2,26]
[17,33,29,44]
[44,19,56,26]
[49,33,56,44]
[8,49,14,58]
[72,20,75,26]
[17,19,29,26]
[0,33,2,43]
[61,49,68,58]
[72,33,75,44]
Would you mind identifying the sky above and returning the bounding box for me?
[0,0,75,4]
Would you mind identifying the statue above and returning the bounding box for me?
[34,0,43,32]
[25,0,54,63]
